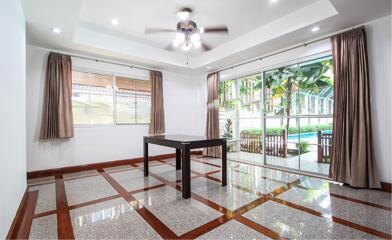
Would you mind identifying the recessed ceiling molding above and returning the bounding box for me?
[190,0,338,69]
[73,25,189,68]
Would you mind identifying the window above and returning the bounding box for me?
[71,70,151,126]
[218,55,334,176]
[115,76,151,124]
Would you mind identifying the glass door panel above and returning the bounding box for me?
[238,74,263,163]
[298,117,333,175]
[265,117,299,170]
[262,56,334,176]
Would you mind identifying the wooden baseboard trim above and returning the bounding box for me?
[6,190,29,239]
[381,182,392,193]
[27,151,203,179]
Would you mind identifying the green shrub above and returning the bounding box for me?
[297,141,310,154]
[241,124,332,135]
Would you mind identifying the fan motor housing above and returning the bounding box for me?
[177,20,198,35]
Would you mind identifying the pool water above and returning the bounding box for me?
[288,130,332,140]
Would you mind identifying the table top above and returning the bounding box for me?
[145,134,222,142]
[144,134,225,149]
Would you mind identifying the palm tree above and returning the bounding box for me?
[265,59,333,138]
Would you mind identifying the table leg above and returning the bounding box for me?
[181,143,191,199]
[176,148,181,170]
[222,139,227,186]
[144,140,149,176]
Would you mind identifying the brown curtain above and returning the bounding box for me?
[204,72,221,157]
[149,71,165,134]
[40,53,74,139]
[329,27,381,188]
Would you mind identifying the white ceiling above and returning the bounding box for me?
[22,0,391,72]
[79,0,315,50]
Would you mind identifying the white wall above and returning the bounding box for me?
[0,0,26,237]
[26,46,206,171]
[217,15,392,183]
[367,15,392,183]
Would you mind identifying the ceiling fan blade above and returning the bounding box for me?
[203,25,229,34]
[201,42,212,51]
[145,28,176,34]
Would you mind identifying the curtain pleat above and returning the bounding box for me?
[329,27,381,188]
[204,72,221,157]
[149,71,165,134]
[40,53,74,139]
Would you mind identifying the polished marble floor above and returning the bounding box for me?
[228,151,330,176]
[25,156,391,239]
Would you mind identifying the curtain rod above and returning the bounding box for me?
[48,49,159,72]
[215,25,365,73]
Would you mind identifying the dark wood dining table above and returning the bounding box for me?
[143,134,227,199]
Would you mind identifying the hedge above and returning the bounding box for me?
[241,124,332,135]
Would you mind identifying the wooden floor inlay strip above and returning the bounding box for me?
[329,192,392,211]
[296,184,392,212]
[55,175,74,239]
[16,191,38,239]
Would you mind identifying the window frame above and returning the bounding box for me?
[218,51,334,176]
[71,67,151,128]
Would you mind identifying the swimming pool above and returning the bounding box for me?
[288,130,332,140]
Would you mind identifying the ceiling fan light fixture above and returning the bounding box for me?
[175,32,186,43]
[193,40,201,48]
[172,39,180,47]
[182,43,191,51]
[177,8,192,21]
[190,33,200,44]
[199,27,205,34]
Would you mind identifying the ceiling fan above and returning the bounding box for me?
[145,7,229,52]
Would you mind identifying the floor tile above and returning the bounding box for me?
[191,161,220,174]
[64,175,117,206]
[235,164,300,184]
[29,214,57,239]
[150,164,197,182]
[133,185,222,236]
[193,158,242,170]
[300,177,392,208]
[197,220,269,240]
[29,183,56,214]
[278,187,392,234]
[63,170,100,180]
[70,198,161,239]
[103,164,134,173]
[27,176,55,186]
[210,169,286,194]
[189,178,259,211]
[109,169,163,192]
[194,157,223,166]
[243,200,379,239]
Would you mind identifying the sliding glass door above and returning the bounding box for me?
[219,55,334,176]
[219,74,263,163]
[263,56,333,175]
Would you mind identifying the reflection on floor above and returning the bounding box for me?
[24,156,391,239]
[228,151,330,175]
